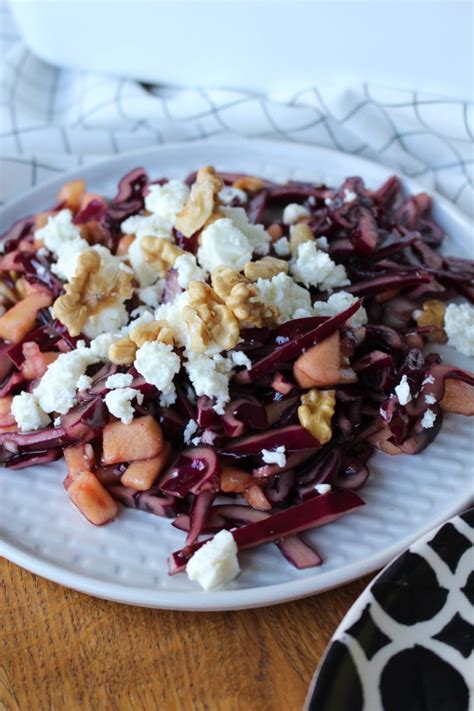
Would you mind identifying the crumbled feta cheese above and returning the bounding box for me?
[291,241,349,291]
[134,340,180,391]
[138,280,165,309]
[282,203,310,225]
[316,236,329,250]
[88,332,122,361]
[395,375,412,406]
[315,483,332,495]
[421,409,437,429]
[424,394,437,405]
[220,206,270,256]
[256,272,313,322]
[53,416,61,428]
[174,253,207,288]
[229,350,252,369]
[154,291,191,350]
[186,529,240,591]
[185,353,234,414]
[324,197,334,207]
[308,196,316,206]
[35,209,82,253]
[313,291,368,327]
[105,373,133,389]
[34,346,99,414]
[197,218,252,273]
[77,374,93,391]
[343,189,357,203]
[159,385,177,407]
[262,446,286,468]
[144,180,189,228]
[273,237,291,257]
[82,303,129,340]
[422,374,435,386]
[444,303,474,357]
[183,419,199,444]
[218,185,247,205]
[52,237,90,281]
[37,247,49,258]
[11,392,50,432]
[104,387,144,425]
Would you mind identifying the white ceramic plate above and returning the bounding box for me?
[0,139,473,611]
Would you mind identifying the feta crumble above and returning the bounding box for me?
[282,203,310,225]
[77,374,93,391]
[262,446,287,468]
[313,291,368,328]
[185,353,234,414]
[104,388,144,425]
[33,346,99,414]
[343,189,357,203]
[395,375,412,406]
[221,206,270,256]
[11,392,50,432]
[197,218,252,273]
[138,281,165,309]
[444,303,474,357]
[35,209,82,254]
[273,237,291,257]
[422,374,435,386]
[159,385,178,407]
[154,291,191,350]
[144,180,189,228]
[123,215,173,286]
[134,341,181,391]
[315,483,332,495]
[291,241,349,291]
[174,253,207,288]
[256,272,313,323]
[229,350,252,369]
[218,185,247,205]
[82,303,129,340]
[424,394,437,405]
[186,529,240,591]
[421,409,437,429]
[183,419,199,444]
[105,373,133,389]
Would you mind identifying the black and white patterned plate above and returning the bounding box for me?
[306,509,474,711]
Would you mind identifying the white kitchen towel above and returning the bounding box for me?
[1,1,473,217]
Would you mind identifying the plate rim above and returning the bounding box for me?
[1,138,473,611]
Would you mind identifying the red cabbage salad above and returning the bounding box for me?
[1,166,473,591]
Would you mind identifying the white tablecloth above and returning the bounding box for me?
[1,1,473,217]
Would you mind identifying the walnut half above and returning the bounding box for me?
[211,266,280,329]
[175,166,223,238]
[53,250,134,337]
[244,257,288,281]
[298,389,336,444]
[183,281,239,353]
[141,237,184,277]
[414,299,447,343]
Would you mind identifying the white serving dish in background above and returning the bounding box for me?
[8,0,473,99]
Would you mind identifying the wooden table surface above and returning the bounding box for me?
[1,559,373,710]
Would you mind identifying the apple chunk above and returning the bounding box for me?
[440,379,474,416]
[64,443,96,478]
[65,470,118,525]
[0,292,53,344]
[102,415,164,465]
[121,442,172,491]
[293,332,341,388]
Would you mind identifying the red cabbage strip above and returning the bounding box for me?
[238,300,362,383]
[1,448,62,469]
[276,535,323,569]
[345,272,429,297]
[0,426,69,451]
[186,491,216,545]
[106,483,176,518]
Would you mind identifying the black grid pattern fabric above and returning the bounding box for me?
[1,1,473,214]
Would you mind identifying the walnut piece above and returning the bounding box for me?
[298,389,336,444]
[211,266,280,328]
[130,320,174,347]
[183,281,239,353]
[141,236,184,277]
[53,250,134,337]
[211,266,248,301]
[414,299,447,343]
[108,337,137,365]
[289,223,314,255]
[175,166,223,238]
[232,176,264,192]
[244,257,288,281]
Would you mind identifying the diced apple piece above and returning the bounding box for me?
[293,332,341,388]
[368,426,401,455]
[220,466,252,493]
[120,442,172,491]
[64,443,96,478]
[440,379,474,416]
[65,470,118,525]
[102,415,164,465]
[117,234,135,255]
[58,179,86,211]
[0,395,15,427]
[0,292,52,344]
[20,342,59,380]
[244,484,272,511]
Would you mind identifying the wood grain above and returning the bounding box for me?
[0,559,373,710]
